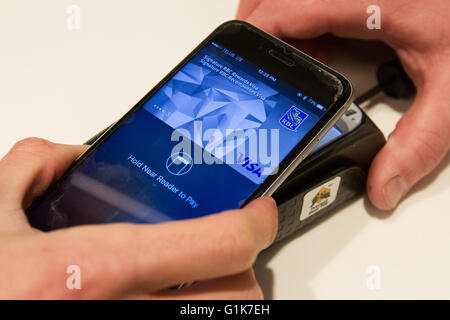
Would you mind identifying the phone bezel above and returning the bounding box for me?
[27,20,352,214]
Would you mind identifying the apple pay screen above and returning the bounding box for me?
[28,41,330,230]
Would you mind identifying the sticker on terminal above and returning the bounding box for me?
[300,176,341,221]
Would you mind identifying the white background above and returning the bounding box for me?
[0,1,448,299]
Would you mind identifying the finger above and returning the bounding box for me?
[0,138,87,209]
[48,197,277,297]
[367,73,450,210]
[236,0,262,20]
[238,0,333,63]
[152,269,263,300]
[284,36,334,64]
[245,0,387,40]
[0,138,87,230]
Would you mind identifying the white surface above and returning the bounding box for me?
[0,1,448,299]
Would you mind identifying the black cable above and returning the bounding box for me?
[354,58,416,105]
[354,84,384,105]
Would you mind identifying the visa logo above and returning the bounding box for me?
[237,153,264,177]
[279,106,308,131]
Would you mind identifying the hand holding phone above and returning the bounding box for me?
[0,139,277,298]
[0,21,352,298]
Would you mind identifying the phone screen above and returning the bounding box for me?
[28,40,332,230]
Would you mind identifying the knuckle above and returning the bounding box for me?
[39,237,91,299]
[13,137,51,151]
[2,228,129,299]
[412,127,448,171]
[11,137,53,158]
[40,229,125,299]
[6,237,86,299]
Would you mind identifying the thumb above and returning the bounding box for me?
[367,73,450,210]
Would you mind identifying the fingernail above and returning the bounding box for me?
[246,196,277,210]
[260,196,277,208]
[383,175,409,209]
